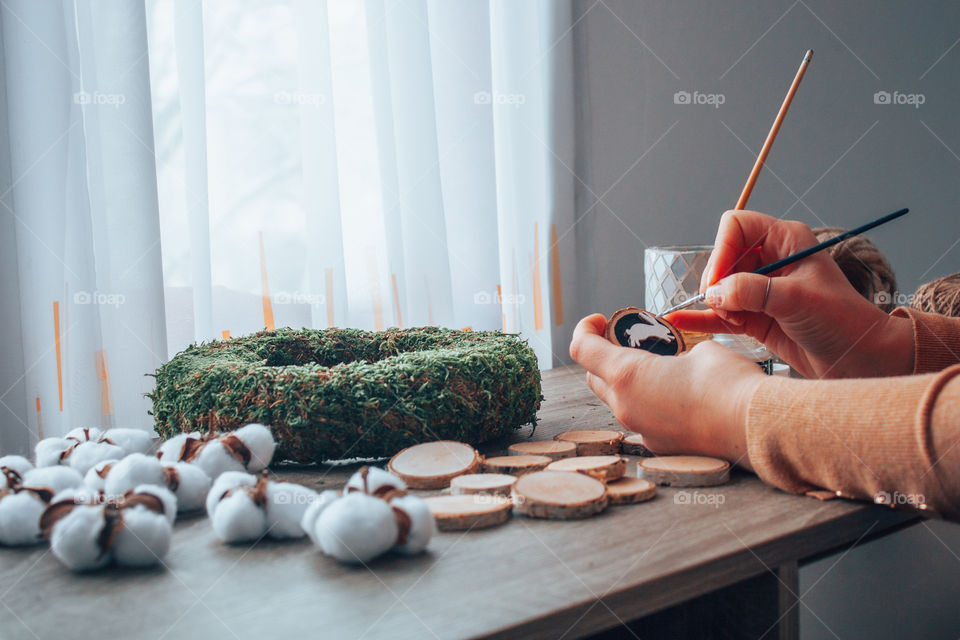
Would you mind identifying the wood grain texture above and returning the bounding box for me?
[0,366,917,640]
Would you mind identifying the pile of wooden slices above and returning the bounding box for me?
[387,430,731,531]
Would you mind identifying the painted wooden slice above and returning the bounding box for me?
[388,441,481,489]
[679,329,713,348]
[482,455,551,476]
[605,307,685,355]
[606,477,657,505]
[620,433,654,457]
[425,494,512,531]
[546,455,626,482]
[554,429,624,456]
[512,471,608,520]
[637,456,731,487]
[449,473,517,497]
[507,440,577,461]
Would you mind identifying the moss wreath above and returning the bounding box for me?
[149,327,542,463]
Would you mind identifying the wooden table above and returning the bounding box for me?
[0,366,917,639]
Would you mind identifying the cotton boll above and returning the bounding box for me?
[0,493,47,546]
[389,495,434,555]
[316,492,398,563]
[345,467,405,496]
[65,427,102,442]
[194,440,246,480]
[22,466,84,496]
[132,485,178,527]
[206,471,257,518]
[111,506,172,567]
[300,490,339,545]
[157,433,193,464]
[103,454,165,497]
[84,459,119,492]
[102,429,154,455]
[265,482,317,539]
[232,424,275,472]
[48,505,110,571]
[211,491,266,544]
[49,485,102,507]
[167,463,210,512]
[67,441,125,476]
[35,437,74,467]
[0,455,34,484]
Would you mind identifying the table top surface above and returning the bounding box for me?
[0,366,916,640]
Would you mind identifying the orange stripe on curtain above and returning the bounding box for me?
[35,397,43,440]
[391,273,403,329]
[550,223,564,326]
[258,231,276,330]
[95,349,113,416]
[532,222,544,330]
[497,284,506,331]
[53,301,63,411]
[221,330,231,340]
[325,268,335,328]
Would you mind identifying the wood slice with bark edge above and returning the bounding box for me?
[512,471,608,520]
[605,307,685,355]
[450,473,517,497]
[621,434,654,457]
[388,441,481,489]
[481,455,551,476]
[606,477,657,505]
[638,456,731,487]
[554,430,624,456]
[425,494,512,531]
[507,440,577,461]
[545,455,626,482]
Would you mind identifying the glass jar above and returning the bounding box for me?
[711,334,775,375]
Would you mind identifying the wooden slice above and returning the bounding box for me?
[637,456,731,487]
[507,440,577,461]
[425,494,512,531]
[545,455,626,482]
[388,441,481,489]
[605,307,685,356]
[679,329,712,349]
[450,473,517,497]
[512,471,608,520]
[606,477,656,505]
[481,455,551,476]
[554,429,624,456]
[620,433,654,457]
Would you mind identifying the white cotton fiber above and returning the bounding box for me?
[132,485,178,526]
[264,482,317,539]
[49,505,110,571]
[300,490,339,546]
[0,455,34,483]
[65,427,102,443]
[157,433,193,463]
[206,471,257,517]
[84,459,119,492]
[35,437,73,467]
[193,440,246,480]
[111,505,172,567]
[67,441,126,476]
[211,491,266,544]
[103,454,165,497]
[22,466,84,496]
[101,428,154,455]
[345,467,405,496]
[0,493,47,546]
[316,492,398,564]
[232,423,275,472]
[168,463,211,512]
[389,495,434,555]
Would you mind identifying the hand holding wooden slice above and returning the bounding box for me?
[606,477,656,505]
[425,494,512,531]
[605,307,685,355]
[637,456,731,487]
[450,473,517,497]
[621,433,654,457]
[513,471,608,520]
[481,455,551,476]
[554,430,624,456]
[507,440,577,461]
[388,441,481,489]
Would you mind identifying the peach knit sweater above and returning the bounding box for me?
[747,307,960,519]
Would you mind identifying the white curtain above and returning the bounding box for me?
[0,0,576,456]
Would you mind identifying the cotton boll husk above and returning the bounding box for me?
[345,467,405,496]
[206,471,256,518]
[316,492,398,563]
[132,485,178,526]
[103,454,165,497]
[300,490,339,545]
[65,427,102,442]
[67,441,125,476]
[111,506,172,567]
[102,428,154,455]
[0,455,34,483]
[211,491,266,543]
[232,423,275,472]
[0,493,47,546]
[35,437,73,467]
[22,466,84,496]
[84,459,119,492]
[389,495,434,555]
[168,463,210,512]
[194,440,246,480]
[265,482,317,539]
[49,505,110,571]
[157,433,193,464]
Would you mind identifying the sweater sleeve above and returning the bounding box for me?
[892,306,960,373]
[747,365,960,519]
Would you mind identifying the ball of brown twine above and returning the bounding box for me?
[812,227,897,313]
[909,274,960,317]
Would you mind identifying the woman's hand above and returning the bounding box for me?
[569,314,766,466]
[667,210,914,379]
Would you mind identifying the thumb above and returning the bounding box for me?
[704,273,774,314]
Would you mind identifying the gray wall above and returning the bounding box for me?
[570,1,960,637]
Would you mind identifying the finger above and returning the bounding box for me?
[585,372,613,406]
[701,210,775,290]
[705,272,776,313]
[570,314,625,379]
[666,309,749,334]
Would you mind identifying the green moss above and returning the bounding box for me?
[148,327,542,463]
